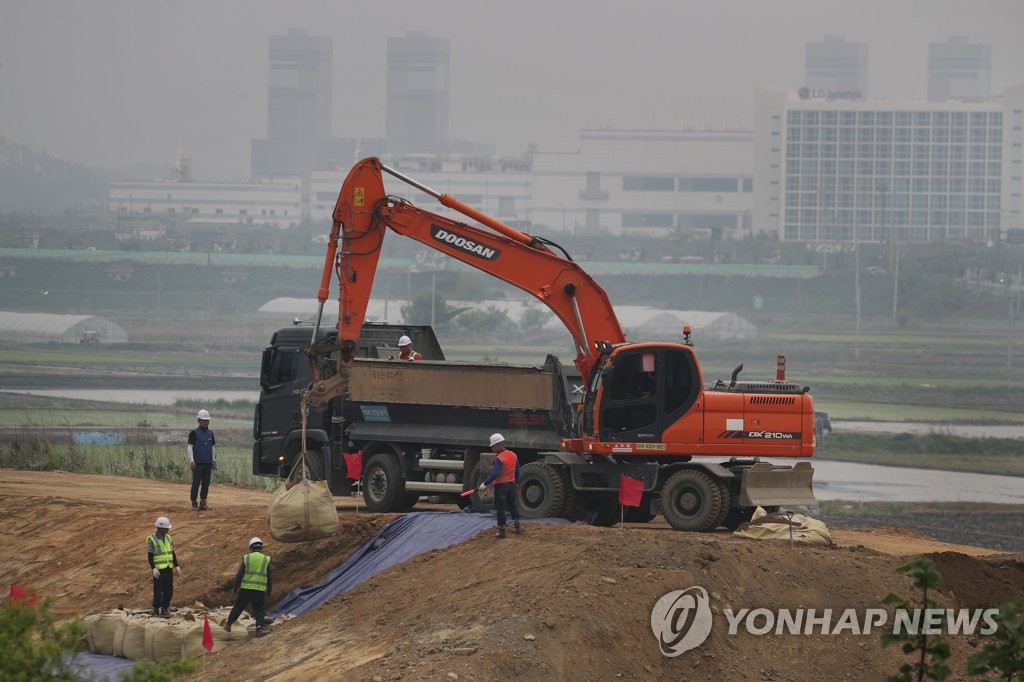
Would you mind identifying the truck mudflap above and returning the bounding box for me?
[737,461,816,507]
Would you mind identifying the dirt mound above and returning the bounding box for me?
[926,551,1024,609]
[1,470,1021,681]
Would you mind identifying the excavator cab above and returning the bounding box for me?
[584,344,702,444]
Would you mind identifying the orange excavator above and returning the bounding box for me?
[303,157,816,531]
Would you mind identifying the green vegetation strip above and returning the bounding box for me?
[0,439,275,491]
[815,399,1023,423]
[820,432,1024,477]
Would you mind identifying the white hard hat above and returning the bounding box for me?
[197,409,211,420]
[155,516,172,529]
[398,335,412,347]
[488,433,505,447]
[249,536,263,548]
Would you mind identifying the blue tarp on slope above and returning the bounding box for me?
[271,511,548,618]
[70,652,135,680]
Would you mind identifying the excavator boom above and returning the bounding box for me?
[306,157,624,407]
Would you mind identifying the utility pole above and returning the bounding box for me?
[1008,297,1014,390]
[891,241,900,323]
[854,237,861,358]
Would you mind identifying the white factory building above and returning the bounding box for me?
[108,85,1024,245]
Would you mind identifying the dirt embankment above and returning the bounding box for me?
[1,470,1021,681]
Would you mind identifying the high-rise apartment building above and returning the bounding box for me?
[754,86,1024,245]
[385,31,450,157]
[804,35,868,100]
[251,29,355,184]
[928,36,991,102]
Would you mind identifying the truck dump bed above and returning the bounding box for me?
[349,360,556,409]
[340,356,579,453]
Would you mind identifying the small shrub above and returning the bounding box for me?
[0,596,86,681]
[967,596,1024,680]
[881,556,951,681]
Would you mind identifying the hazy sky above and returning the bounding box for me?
[2,0,1022,179]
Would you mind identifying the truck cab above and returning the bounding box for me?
[253,322,443,487]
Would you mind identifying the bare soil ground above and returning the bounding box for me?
[2,470,1022,681]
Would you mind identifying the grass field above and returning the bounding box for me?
[813,400,1023,423]
[819,432,1024,477]
[0,437,275,491]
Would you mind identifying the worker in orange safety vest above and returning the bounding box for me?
[477,433,523,538]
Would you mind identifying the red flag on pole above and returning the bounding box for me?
[202,613,214,653]
[618,475,644,508]
[9,583,37,606]
[343,451,363,480]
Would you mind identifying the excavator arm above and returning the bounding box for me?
[303,157,625,408]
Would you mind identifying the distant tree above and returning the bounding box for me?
[454,305,515,338]
[520,303,553,334]
[401,291,465,332]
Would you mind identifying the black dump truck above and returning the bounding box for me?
[253,322,583,513]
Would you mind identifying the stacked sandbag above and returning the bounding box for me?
[84,610,129,655]
[268,453,338,542]
[83,605,253,661]
[118,615,148,660]
[143,618,183,655]
[733,506,833,546]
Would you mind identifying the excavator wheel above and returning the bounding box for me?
[661,469,726,532]
[556,467,585,520]
[713,496,732,530]
[517,462,567,519]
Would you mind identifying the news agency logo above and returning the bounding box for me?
[649,587,714,657]
[651,586,1000,657]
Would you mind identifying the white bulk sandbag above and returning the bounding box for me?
[179,620,225,657]
[268,478,338,542]
[733,506,833,546]
[111,616,128,658]
[144,620,184,661]
[85,611,127,655]
[119,616,149,661]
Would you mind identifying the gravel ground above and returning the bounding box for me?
[819,503,1024,552]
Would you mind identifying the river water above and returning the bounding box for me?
[0,389,259,405]
[807,459,1024,504]
[4,388,1022,504]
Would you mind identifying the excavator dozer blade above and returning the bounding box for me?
[738,461,817,508]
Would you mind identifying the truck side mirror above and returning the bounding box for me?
[259,348,273,390]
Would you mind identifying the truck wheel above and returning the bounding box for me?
[517,462,566,519]
[661,469,725,532]
[467,461,494,512]
[362,452,405,513]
